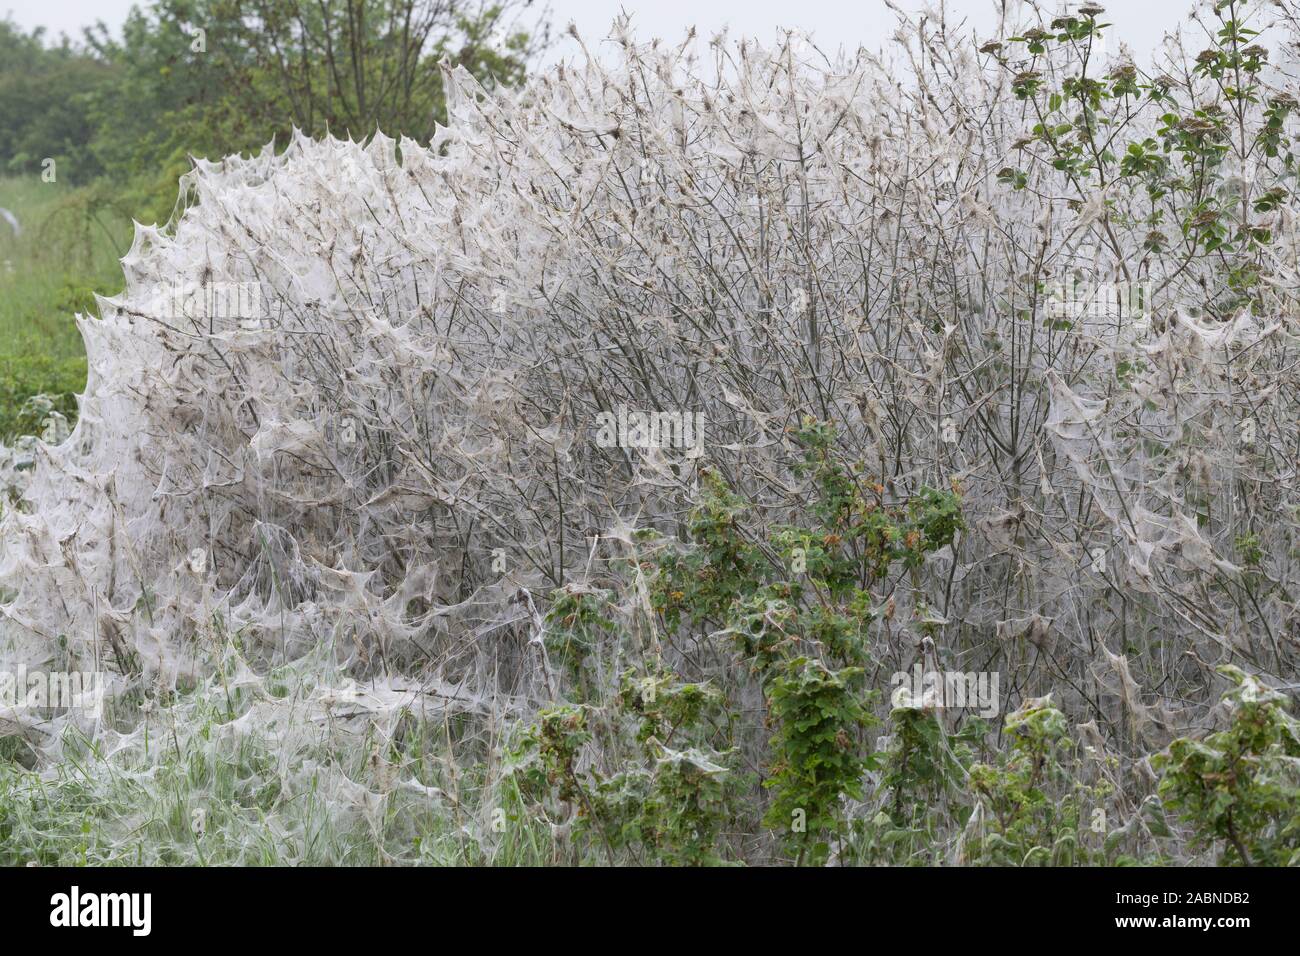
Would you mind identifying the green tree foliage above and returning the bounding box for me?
[83,1,542,219]
[0,19,113,183]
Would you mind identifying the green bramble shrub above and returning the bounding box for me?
[512,419,968,864]
[1154,666,1300,866]
[961,698,1119,866]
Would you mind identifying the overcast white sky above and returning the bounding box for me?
[1,1,1200,62]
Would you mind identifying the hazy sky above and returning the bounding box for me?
[1,1,1199,62]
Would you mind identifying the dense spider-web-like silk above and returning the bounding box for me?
[0,16,1297,800]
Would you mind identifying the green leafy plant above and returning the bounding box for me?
[0,355,85,441]
[1155,666,1300,866]
[510,675,739,866]
[964,698,1110,866]
[543,585,617,696]
[1000,0,1296,317]
[762,657,874,865]
[650,422,964,864]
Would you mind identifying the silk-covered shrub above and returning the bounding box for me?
[1,1,1298,865]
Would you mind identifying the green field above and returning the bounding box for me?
[0,175,131,440]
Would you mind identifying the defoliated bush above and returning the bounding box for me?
[2,0,1300,866]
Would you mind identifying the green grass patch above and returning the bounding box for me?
[0,174,131,440]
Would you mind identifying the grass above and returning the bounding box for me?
[0,174,132,441]
[0,631,563,867]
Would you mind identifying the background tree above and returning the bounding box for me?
[83,0,545,220]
